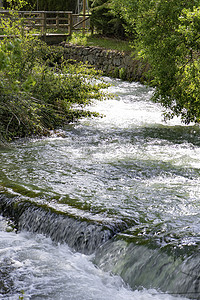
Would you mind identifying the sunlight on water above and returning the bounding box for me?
[0,78,199,299]
[85,78,186,129]
[84,96,164,129]
[0,217,188,300]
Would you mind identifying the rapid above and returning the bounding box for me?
[0,78,199,299]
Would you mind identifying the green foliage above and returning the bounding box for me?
[0,1,110,142]
[3,0,28,10]
[3,0,76,11]
[90,0,126,38]
[110,0,137,39]
[68,31,89,46]
[119,67,126,80]
[18,290,24,300]
[68,32,132,51]
[86,34,132,52]
[111,0,200,124]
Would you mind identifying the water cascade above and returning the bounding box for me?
[0,78,199,299]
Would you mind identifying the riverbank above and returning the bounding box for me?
[61,42,149,82]
[0,36,110,142]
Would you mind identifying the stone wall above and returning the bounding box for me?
[61,43,149,82]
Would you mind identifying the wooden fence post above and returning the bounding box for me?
[83,0,86,32]
[56,13,59,29]
[68,12,72,36]
[41,11,46,39]
[20,12,24,37]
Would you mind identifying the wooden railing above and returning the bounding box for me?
[72,13,90,32]
[0,10,91,37]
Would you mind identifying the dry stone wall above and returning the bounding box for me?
[61,43,149,82]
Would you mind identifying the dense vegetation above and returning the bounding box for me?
[2,0,76,11]
[0,1,109,142]
[89,0,200,124]
[89,0,127,38]
[110,0,200,124]
[2,0,200,125]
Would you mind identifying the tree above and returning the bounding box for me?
[3,0,76,11]
[35,0,76,11]
[111,0,200,124]
[90,0,126,38]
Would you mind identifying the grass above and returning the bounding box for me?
[86,34,132,52]
[67,32,132,52]
[0,27,133,53]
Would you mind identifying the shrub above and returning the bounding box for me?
[0,1,110,142]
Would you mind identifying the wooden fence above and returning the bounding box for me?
[0,10,91,37]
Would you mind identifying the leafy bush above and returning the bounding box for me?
[111,0,200,124]
[68,32,89,46]
[3,0,76,11]
[0,1,110,142]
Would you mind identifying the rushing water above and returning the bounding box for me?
[0,78,199,299]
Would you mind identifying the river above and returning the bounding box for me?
[0,77,199,299]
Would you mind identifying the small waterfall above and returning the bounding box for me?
[0,193,127,254]
[1,192,199,299]
[94,237,200,299]
[0,78,200,299]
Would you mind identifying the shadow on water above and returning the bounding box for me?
[135,124,200,146]
[74,124,200,148]
[64,121,200,145]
